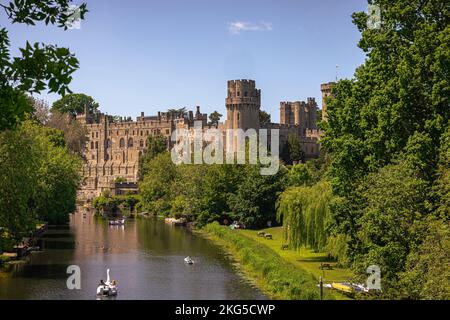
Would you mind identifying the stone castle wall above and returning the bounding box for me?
[77,80,326,202]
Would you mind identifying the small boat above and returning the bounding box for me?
[184,256,194,265]
[331,282,354,293]
[109,218,125,226]
[26,246,40,253]
[96,268,118,297]
[331,282,366,294]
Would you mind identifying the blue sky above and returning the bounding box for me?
[4,0,368,122]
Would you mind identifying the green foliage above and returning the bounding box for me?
[114,176,127,183]
[208,111,222,127]
[0,86,32,130]
[434,124,450,220]
[318,1,450,298]
[1,1,88,28]
[196,164,242,226]
[93,193,141,215]
[277,181,333,252]
[0,124,40,238]
[352,160,429,294]
[0,120,81,238]
[139,152,176,216]
[281,134,304,165]
[51,93,99,117]
[167,107,187,118]
[139,151,286,228]
[399,220,450,300]
[259,110,271,126]
[0,0,87,131]
[204,222,321,300]
[287,164,313,187]
[228,164,286,228]
[138,134,167,180]
[46,111,88,156]
[325,234,350,267]
[171,164,208,220]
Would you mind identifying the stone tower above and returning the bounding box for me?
[225,79,261,131]
[320,82,334,121]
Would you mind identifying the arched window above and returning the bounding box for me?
[140,140,144,147]
[95,141,98,149]
[128,138,133,147]
[119,138,125,148]
[91,141,94,149]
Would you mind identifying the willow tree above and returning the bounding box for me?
[277,181,332,251]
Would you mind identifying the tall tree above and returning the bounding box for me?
[138,134,168,180]
[28,96,50,125]
[0,0,88,130]
[208,111,222,127]
[281,134,304,165]
[51,93,99,117]
[259,110,271,126]
[319,0,450,295]
[46,111,88,156]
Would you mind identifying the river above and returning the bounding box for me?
[0,213,266,300]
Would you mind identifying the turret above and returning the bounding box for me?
[320,82,335,121]
[225,79,261,131]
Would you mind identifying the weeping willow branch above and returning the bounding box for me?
[276,181,333,251]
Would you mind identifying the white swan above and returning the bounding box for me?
[105,268,111,286]
[96,268,118,296]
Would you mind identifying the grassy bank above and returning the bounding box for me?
[201,222,344,300]
[240,227,352,284]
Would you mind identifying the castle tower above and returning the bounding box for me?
[306,97,318,129]
[320,82,335,121]
[225,79,261,131]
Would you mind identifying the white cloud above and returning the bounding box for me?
[228,21,273,35]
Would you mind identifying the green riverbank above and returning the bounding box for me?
[199,222,349,300]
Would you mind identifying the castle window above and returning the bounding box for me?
[237,91,240,97]
[244,91,248,97]
[91,132,94,138]
[119,138,125,148]
[146,130,149,135]
[128,138,133,147]
[140,140,144,148]
[96,132,98,138]
[91,141,94,149]
[95,141,98,149]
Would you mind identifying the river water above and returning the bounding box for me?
[0,213,266,300]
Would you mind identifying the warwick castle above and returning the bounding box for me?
[77,80,334,201]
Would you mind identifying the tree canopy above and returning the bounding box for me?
[315,0,450,296]
[0,0,88,130]
[51,93,99,117]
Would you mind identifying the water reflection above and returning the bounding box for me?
[0,213,266,300]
